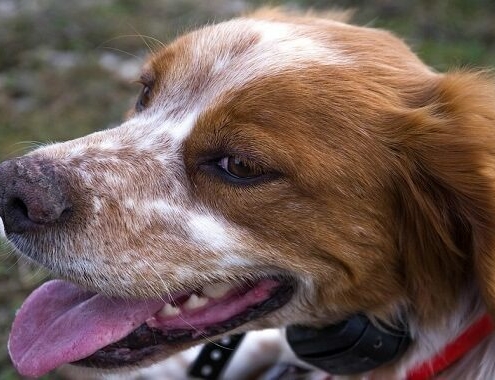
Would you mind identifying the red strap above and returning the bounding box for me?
[407,314,494,380]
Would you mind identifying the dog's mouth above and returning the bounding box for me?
[8,276,294,377]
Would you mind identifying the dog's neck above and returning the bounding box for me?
[370,286,494,379]
[406,313,493,379]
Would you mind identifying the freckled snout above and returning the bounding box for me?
[0,158,72,234]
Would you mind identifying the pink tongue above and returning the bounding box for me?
[8,280,164,377]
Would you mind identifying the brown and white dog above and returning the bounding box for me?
[1,8,495,380]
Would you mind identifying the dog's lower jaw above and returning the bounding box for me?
[70,307,305,380]
[75,280,294,370]
[8,274,297,377]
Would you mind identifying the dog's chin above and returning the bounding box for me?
[70,276,295,371]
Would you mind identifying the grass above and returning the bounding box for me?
[0,0,494,378]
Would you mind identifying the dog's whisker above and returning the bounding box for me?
[135,263,166,300]
[4,141,47,157]
[137,258,241,349]
[144,260,170,301]
[100,46,143,61]
[128,25,165,54]
[98,33,164,53]
[136,260,230,347]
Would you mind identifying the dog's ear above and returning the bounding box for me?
[388,71,495,320]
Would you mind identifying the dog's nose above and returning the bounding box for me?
[0,158,72,234]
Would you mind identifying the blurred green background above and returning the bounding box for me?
[0,0,494,378]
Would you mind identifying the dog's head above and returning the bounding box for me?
[1,10,495,377]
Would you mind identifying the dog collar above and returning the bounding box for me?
[188,314,410,379]
[288,313,494,379]
[406,313,494,380]
[188,314,494,379]
[286,314,411,375]
[188,333,245,379]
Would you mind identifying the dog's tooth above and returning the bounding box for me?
[158,303,181,318]
[183,294,209,310]
[202,283,233,299]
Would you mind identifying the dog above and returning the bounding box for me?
[1,8,495,379]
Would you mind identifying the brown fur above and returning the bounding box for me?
[2,9,495,379]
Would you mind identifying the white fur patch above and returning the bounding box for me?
[97,139,122,151]
[0,217,5,239]
[167,111,199,146]
[253,20,350,65]
[124,198,179,217]
[185,19,352,115]
[187,212,234,251]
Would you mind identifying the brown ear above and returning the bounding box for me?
[388,71,495,320]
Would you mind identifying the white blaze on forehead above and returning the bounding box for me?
[188,19,352,111]
[167,110,199,145]
[252,20,349,65]
[111,109,199,150]
[38,105,200,166]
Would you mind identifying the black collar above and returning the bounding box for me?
[189,314,411,379]
[286,314,411,375]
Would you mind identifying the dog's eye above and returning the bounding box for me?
[217,156,265,179]
[136,84,152,112]
[200,154,277,185]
